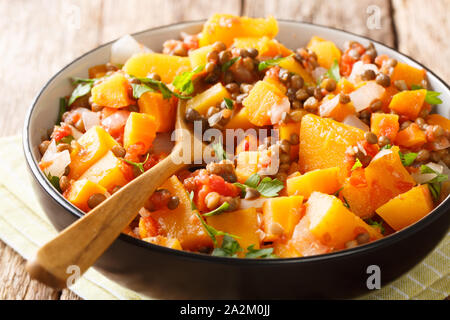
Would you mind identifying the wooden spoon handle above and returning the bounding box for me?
[26,145,187,288]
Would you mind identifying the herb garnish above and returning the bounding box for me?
[380,144,392,150]
[420,165,448,200]
[351,158,363,171]
[122,154,150,174]
[212,235,242,257]
[203,202,230,217]
[133,76,192,100]
[68,82,93,105]
[212,142,228,161]
[71,77,95,85]
[194,210,240,246]
[131,83,155,99]
[172,65,204,96]
[57,97,68,124]
[46,173,61,192]
[325,59,341,82]
[222,56,241,72]
[58,135,74,145]
[411,85,443,105]
[366,219,385,234]
[235,173,284,198]
[399,151,418,167]
[258,54,293,71]
[223,97,234,110]
[245,245,277,259]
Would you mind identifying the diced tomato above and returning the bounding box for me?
[340,43,366,77]
[125,142,147,162]
[51,123,72,142]
[358,140,379,158]
[139,216,159,238]
[101,107,118,120]
[183,34,199,51]
[101,109,130,142]
[375,54,389,68]
[119,160,135,182]
[143,154,163,172]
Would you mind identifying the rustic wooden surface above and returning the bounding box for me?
[0,0,448,300]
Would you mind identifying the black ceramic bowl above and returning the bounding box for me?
[23,20,450,299]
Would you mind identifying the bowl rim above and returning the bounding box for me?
[23,19,450,265]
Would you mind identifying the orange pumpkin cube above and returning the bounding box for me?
[390,62,426,88]
[224,107,255,130]
[319,94,355,121]
[427,114,450,132]
[91,73,134,108]
[64,179,107,212]
[307,36,341,69]
[395,123,427,148]
[123,112,157,152]
[370,113,400,141]
[286,167,341,199]
[142,235,183,250]
[388,89,426,120]
[188,44,215,69]
[186,82,230,116]
[138,91,177,132]
[233,36,292,58]
[235,151,260,183]
[278,55,314,84]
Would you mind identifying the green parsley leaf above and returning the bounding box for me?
[203,202,230,217]
[223,97,234,110]
[188,191,198,211]
[257,177,284,197]
[351,158,363,171]
[258,54,293,71]
[233,182,247,196]
[122,153,150,174]
[46,173,61,192]
[57,97,68,124]
[380,144,392,150]
[334,187,344,197]
[68,82,93,105]
[212,235,242,257]
[222,56,241,72]
[420,165,448,200]
[135,77,192,100]
[131,83,155,99]
[325,59,341,82]
[245,245,277,259]
[342,196,350,209]
[172,65,204,96]
[366,219,385,234]
[244,173,261,189]
[399,151,418,167]
[411,85,443,105]
[71,77,95,85]
[212,142,227,161]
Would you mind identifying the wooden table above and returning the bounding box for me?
[0,0,449,300]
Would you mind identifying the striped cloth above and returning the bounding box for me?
[0,135,448,300]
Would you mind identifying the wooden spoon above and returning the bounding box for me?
[26,100,205,288]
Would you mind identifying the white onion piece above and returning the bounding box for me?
[425,162,444,174]
[269,97,290,125]
[342,114,370,131]
[412,172,438,185]
[111,34,152,65]
[239,198,268,210]
[439,161,450,177]
[67,124,83,140]
[43,150,71,178]
[81,110,100,131]
[41,140,58,163]
[319,95,340,117]
[312,67,327,82]
[348,61,379,83]
[151,132,175,154]
[349,82,385,112]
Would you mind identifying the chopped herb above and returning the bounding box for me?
[334,187,344,197]
[325,59,341,82]
[172,65,204,96]
[351,158,363,171]
[420,165,448,200]
[134,76,191,100]
[258,54,293,71]
[212,142,227,161]
[46,173,61,192]
[212,235,242,257]
[411,85,443,105]
[194,211,240,246]
[244,173,261,189]
[68,82,93,105]
[203,202,230,217]
[342,197,350,209]
[399,151,418,167]
[57,97,68,124]
[223,97,234,110]
[122,153,150,174]
[188,191,198,211]
[222,56,241,72]
[233,182,247,196]
[58,135,74,145]
[257,177,285,197]
[380,144,392,150]
[131,83,155,99]
[366,219,385,234]
[245,245,277,259]
[71,77,95,85]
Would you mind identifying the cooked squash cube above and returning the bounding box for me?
[370,113,400,141]
[262,196,304,241]
[286,167,341,199]
[389,89,426,120]
[91,73,134,108]
[395,123,427,148]
[65,179,107,212]
[319,94,355,121]
[233,36,292,58]
[138,92,177,132]
[150,176,212,250]
[376,185,434,231]
[188,44,215,69]
[186,82,230,116]
[390,62,426,88]
[306,192,382,249]
[307,36,341,69]
[235,151,260,183]
[199,14,278,47]
[207,208,260,252]
[79,151,128,192]
[278,55,314,84]
[123,52,191,83]
[224,107,255,130]
[123,112,157,152]
[69,126,119,180]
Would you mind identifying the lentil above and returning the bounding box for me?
[290,133,300,145]
[87,193,107,209]
[304,96,319,112]
[245,187,260,200]
[364,132,378,145]
[416,149,430,162]
[378,135,391,148]
[361,69,376,81]
[167,196,180,210]
[59,176,70,192]
[339,94,351,104]
[39,140,51,155]
[375,73,391,87]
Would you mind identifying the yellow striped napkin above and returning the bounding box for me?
[0,135,448,300]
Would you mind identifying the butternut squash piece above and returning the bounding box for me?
[235,151,260,183]
[199,14,278,47]
[242,80,287,126]
[286,167,341,199]
[263,74,287,94]
[207,208,260,251]
[88,64,107,79]
[341,146,416,218]
[91,73,134,108]
[278,56,314,84]
[143,235,183,250]
[123,112,157,152]
[188,44,215,69]
[123,52,191,83]
[138,91,177,132]
[224,107,255,130]
[306,192,382,249]
[319,94,355,121]
[65,179,107,212]
[370,113,400,141]
[186,82,230,116]
[388,89,426,120]
[390,62,426,88]
[307,36,341,69]
[233,36,292,58]
[68,126,119,180]
[79,150,128,192]
[336,77,355,94]
[395,123,427,148]
[150,176,212,250]
[299,114,365,173]
[376,185,434,231]
[427,114,450,132]
[262,196,304,241]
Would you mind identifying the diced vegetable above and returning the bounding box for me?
[224,107,255,130]
[262,195,304,241]
[349,82,385,112]
[319,94,355,121]
[306,192,382,249]
[427,114,450,131]
[376,185,434,231]
[390,62,426,88]
[123,112,157,152]
[370,113,399,141]
[388,89,426,120]
[123,52,191,83]
[342,114,370,132]
[199,14,278,47]
[233,36,292,58]
[286,167,341,199]
[91,73,134,108]
[307,36,341,69]
[235,151,260,183]
[278,56,314,84]
[395,123,427,148]
[40,140,71,178]
[186,82,230,116]
[138,92,177,132]
[65,179,107,212]
[188,44,215,69]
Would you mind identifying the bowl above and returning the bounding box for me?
[23,20,450,299]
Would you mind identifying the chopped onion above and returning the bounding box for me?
[269,97,290,125]
[67,124,83,140]
[411,162,449,184]
[239,198,268,210]
[412,172,438,184]
[424,162,444,174]
[151,133,175,154]
[44,150,71,178]
[81,109,100,131]
[348,61,379,83]
[319,95,340,117]
[110,34,152,65]
[349,82,385,112]
[342,114,370,131]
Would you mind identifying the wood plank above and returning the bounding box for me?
[99,0,242,44]
[393,0,450,83]
[243,0,394,46]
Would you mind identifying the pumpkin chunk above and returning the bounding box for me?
[91,73,134,108]
[123,112,157,152]
[286,167,341,199]
[307,36,341,69]
[389,89,426,120]
[395,123,427,148]
[370,113,400,141]
[186,82,230,116]
[138,92,177,132]
[390,62,426,88]
[64,179,107,212]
